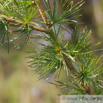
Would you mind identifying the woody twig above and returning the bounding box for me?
[1,16,48,33]
[62,53,94,95]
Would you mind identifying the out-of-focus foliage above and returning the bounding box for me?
[0,46,60,103]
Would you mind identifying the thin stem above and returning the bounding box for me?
[81,80,94,95]
[1,16,49,33]
[35,0,51,28]
[35,0,59,47]
[62,53,94,95]
[62,53,78,76]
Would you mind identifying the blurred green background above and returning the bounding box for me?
[0,0,103,103]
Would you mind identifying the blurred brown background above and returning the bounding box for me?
[0,0,103,103]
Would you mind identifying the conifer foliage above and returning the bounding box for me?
[0,0,103,95]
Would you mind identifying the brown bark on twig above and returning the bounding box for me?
[62,53,78,76]
[35,0,51,28]
[34,0,58,45]
[81,80,94,95]
[62,53,94,95]
[1,16,48,33]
